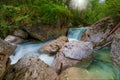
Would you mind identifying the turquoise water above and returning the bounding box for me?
[85,47,120,80]
[10,27,120,80]
[67,27,87,40]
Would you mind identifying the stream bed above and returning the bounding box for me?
[10,27,120,80]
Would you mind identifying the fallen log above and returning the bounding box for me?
[97,41,113,50]
[94,22,120,48]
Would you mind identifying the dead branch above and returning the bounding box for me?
[94,22,120,48]
[97,41,113,50]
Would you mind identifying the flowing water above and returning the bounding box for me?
[86,47,117,80]
[10,41,54,65]
[67,27,87,41]
[10,27,120,80]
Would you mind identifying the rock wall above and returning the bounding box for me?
[111,27,120,67]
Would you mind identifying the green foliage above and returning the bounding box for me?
[0,0,71,37]
[106,0,120,20]
[39,3,71,24]
[71,0,120,25]
[0,5,18,37]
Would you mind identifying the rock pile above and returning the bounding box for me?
[51,41,93,73]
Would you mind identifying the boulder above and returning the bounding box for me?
[81,17,114,45]
[0,38,16,56]
[0,54,9,80]
[39,36,68,54]
[4,35,24,45]
[4,55,58,80]
[51,41,93,73]
[59,67,115,80]
[0,38,16,79]
[14,29,28,39]
[23,24,68,41]
[111,27,120,67]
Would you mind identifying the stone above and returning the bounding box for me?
[81,17,114,45]
[4,35,24,45]
[14,29,28,39]
[39,36,68,54]
[0,38,16,56]
[4,55,58,80]
[51,41,93,73]
[111,27,120,67]
[59,67,115,80]
[23,24,68,41]
[0,38,16,79]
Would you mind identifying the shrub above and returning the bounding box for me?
[0,0,71,37]
[71,0,120,25]
[38,3,71,25]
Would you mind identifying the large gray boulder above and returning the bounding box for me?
[39,36,68,54]
[0,38,16,79]
[23,24,68,41]
[51,41,93,73]
[4,55,58,80]
[111,27,120,67]
[81,17,114,45]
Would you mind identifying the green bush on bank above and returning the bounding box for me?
[0,1,71,37]
[39,3,71,25]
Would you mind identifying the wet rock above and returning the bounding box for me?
[81,17,114,45]
[59,67,115,80]
[4,55,58,80]
[51,41,93,73]
[4,35,24,45]
[23,24,68,41]
[0,38,16,56]
[111,27,120,67]
[0,55,9,80]
[59,67,90,80]
[39,36,68,54]
[14,29,28,39]
[0,38,16,79]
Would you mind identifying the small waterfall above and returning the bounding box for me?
[67,27,87,41]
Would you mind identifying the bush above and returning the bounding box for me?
[39,3,71,25]
[0,0,71,37]
[71,0,120,25]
